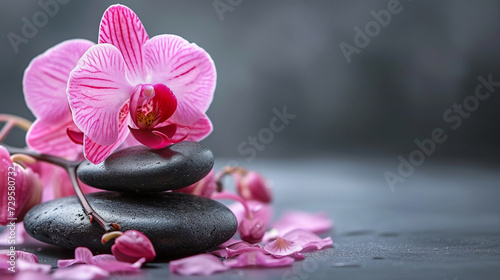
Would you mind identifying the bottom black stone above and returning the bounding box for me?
[23,192,238,260]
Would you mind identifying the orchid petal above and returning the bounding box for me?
[264,237,304,258]
[68,43,133,146]
[26,117,82,160]
[211,241,263,258]
[267,211,333,241]
[169,254,229,276]
[58,247,94,268]
[67,127,84,145]
[111,230,156,263]
[23,39,94,123]
[128,124,177,149]
[144,35,216,125]
[182,113,212,141]
[283,229,333,252]
[58,247,145,273]
[82,103,131,164]
[228,200,273,227]
[224,251,294,268]
[99,4,149,84]
[53,265,109,280]
[1,250,51,273]
[1,147,42,225]
[14,271,53,280]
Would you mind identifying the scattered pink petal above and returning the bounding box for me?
[53,264,109,280]
[111,230,156,263]
[224,251,294,268]
[169,254,230,276]
[58,247,145,272]
[263,238,304,259]
[283,229,333,252]
[0,250,51,273]
[211,241,263,258]
[264,211,332,241]
[13,271,53,280]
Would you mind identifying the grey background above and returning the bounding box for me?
[1,0,500,164]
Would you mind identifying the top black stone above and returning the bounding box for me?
[77,141,214,192]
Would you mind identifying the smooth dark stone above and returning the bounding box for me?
[77,141,214,192]
[23,192,237,260]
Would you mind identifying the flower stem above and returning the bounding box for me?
[0,114,32,143]
[4,144,120,233]
[215,166,247,192]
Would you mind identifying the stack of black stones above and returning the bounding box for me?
[23,142,238,260]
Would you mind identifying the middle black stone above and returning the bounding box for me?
[77,141,214,193]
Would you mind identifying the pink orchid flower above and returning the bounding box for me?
[68,4,216,164]
[0,146,42,225]
[169,254,230,276]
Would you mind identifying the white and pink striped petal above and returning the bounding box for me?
[99,4,149,85]
[23,39,94,124]
[68,44,134,147]
[143,35,216,126]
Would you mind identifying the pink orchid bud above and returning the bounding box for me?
[111,230,156,263]
[174,169,216,197]
[0,146,42,226]
[235,171,272,203]
[239,218,266,244]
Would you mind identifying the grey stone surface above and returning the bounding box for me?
[77,142,214,193]
[23,192,237,260]
[4,158,500,279]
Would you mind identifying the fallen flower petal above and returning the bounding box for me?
[53,264,109,280]
[169,254,230,276]
[0,250,51,274]
[263,238,304,259]
[264,211,332,241]
[211,241,263,258]
[283,229,333,252]
[111,230,156,263]
[58,247,145,272]
[13,271,52,280]
[224,251,294,268]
